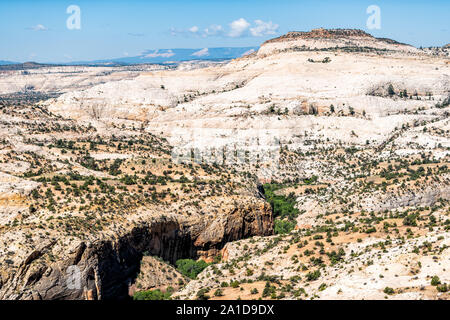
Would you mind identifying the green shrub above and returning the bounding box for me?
[262,282,276,297]
[403,214,418,226]
[263,183,299,234]
[133,289,171,300]
[431,276,441,286]
[383,287,395,295]
[274,219,296,234]
[306,270,321,281]
[387,84,395,96]
[214,289,224,297]
[175,259,210,279]
[196,288,210,300]
[436,283,448,293]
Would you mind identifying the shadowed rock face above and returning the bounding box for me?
[0,201,273,300]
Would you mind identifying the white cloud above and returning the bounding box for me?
[192,48,209,57]
[29,24,48,31]
[241,49,256,57]
[143,50,175,58]
[170,27,180,36]
[189,26,199,33]
[228,18,250,38]
[203,24,224,37]
[171,18,278,38]
[172,24,224,38]
[250,20,279,37]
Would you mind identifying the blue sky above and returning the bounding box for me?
[0,0,448,63]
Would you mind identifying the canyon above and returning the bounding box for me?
[0,28,449,300]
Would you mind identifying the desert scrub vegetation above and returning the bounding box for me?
[133,287,174,300]
[262,183,300,234]
[175,259,210,279]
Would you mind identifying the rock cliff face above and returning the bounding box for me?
[361,185,450,212]
[194,202,273,260]
[0,200,272,300]
[0,29,448,301]
[131,255,187,294]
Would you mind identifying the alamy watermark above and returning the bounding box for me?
[66,5,81,30]
[170,127,281,174]
[66,265,81,290]
[62,5,379,32]
[366,5,381,30]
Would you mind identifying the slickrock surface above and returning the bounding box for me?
[0,29,448,300]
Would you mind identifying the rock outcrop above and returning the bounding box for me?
[263,28,374,43]
[258,28,419,55]
[0,28,448,302]
[360,184,450,212]
[131,256,187,294]
[0,199,272,300]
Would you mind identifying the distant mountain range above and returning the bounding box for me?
[0,60,18,65]
[67,47,259,65]
[0,47,258,68]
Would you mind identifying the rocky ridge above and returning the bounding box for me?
[0,28,448,300]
